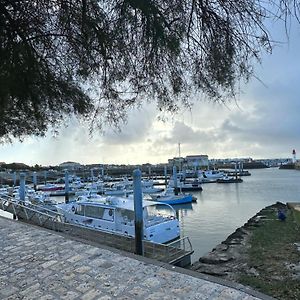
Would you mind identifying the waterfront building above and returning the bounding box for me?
[185,155,209,169]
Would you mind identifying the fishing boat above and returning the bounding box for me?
[150,188,193,205]
[202,169,225,179]
[56,195,180,244]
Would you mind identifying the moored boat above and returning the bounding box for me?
[216,176,243,183]
[56,195,180,244]
[150,187,194,205]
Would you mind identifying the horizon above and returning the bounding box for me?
[1,155,295,168]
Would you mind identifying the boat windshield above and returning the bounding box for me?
[145,205,176,219]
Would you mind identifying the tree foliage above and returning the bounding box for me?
[0,0,299,141]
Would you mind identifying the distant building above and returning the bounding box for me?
[185,155,209,169]
[168,157,185,169]
[58,161,82,170]
[168,155,209,169]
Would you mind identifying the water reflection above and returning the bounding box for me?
[183,168,300,262]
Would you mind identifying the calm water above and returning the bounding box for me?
[175,168,300,262]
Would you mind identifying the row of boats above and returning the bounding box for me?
[0,169,244,246]
[0,185,182,244]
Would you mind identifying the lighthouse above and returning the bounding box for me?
[292,149,297,163]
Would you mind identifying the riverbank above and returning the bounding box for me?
[191,202,300,299]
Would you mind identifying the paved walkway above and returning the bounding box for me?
[0,217,274,300]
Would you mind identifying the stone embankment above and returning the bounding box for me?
[191,202,288,281]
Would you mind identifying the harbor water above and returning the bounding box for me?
[177,168,300,262]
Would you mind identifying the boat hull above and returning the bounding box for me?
[156,194,193,205]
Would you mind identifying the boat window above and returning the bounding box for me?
[75,205,84,216]
[118,209,135,222]
[85,205,114,221]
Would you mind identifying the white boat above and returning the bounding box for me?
[168,179,203,191]
[56,195,180,244]
[104,178,163,196]
[202,170,225,179]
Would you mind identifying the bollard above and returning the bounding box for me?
[133,169,144,256]
[19,173,26,203]
[33,172,37,191]
[173,166,178,195]
[65,171,69,203]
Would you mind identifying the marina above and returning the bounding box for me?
[1,167,300,264]
[0,166,299,299]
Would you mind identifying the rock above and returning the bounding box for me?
[194,264,230,277]
[212,244,228,252]
[247,267,259,276]
[199,253,234,264]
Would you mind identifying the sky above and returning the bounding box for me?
[1,19,300,166]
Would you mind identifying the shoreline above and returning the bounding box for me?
[190,202,300,299]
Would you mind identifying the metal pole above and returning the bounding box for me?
[133,169,144,256]
[19,173,26,203]
[33,172,37,191]
[65,171,69,203]
[173,166,178,195]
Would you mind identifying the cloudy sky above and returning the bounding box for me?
[1,19,300,166]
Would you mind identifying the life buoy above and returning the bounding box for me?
[71,206,76,212]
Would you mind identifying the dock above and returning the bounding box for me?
[0,215,275,299]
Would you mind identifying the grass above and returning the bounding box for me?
[237,207,300,300]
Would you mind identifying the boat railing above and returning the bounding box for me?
[143,236,193,266]
[0,195,64,226]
